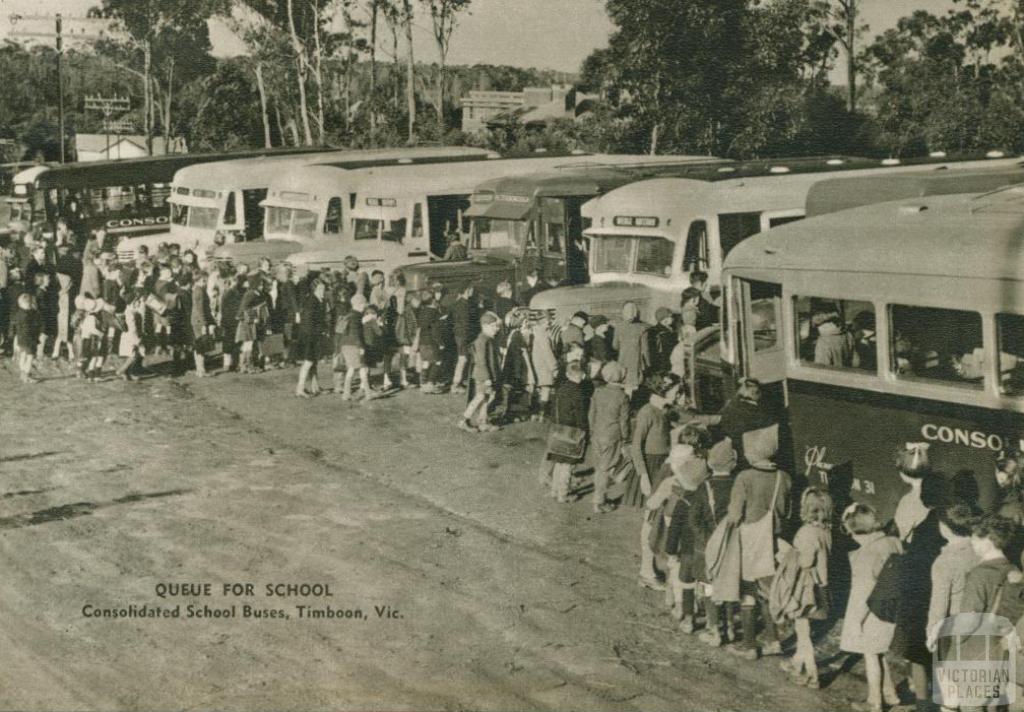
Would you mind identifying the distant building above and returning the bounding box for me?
[74,134,187,162]
[461,85,598,133]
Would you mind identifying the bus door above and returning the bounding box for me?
[538,197,568,284]
[242,189,268,241]
[736,277,787,414]
[427,194,471,257]
[564,197,589,285]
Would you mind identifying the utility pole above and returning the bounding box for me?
[9,13,108,162]
[56,14,64,162]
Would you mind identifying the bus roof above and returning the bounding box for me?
[725,188,1024,282]
[582,172,825,231]
[170,146,495,192]
[805,166,1024,217]
[468,157,730,200]
[582,156,1024,232]
[16,146,342,191]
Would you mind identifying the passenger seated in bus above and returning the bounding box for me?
[851,311,877,372]
[812,312,855,368]
[443,234,468,261]
[952,346,1021,384]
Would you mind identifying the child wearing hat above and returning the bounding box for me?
[726,424,792,660]
[693,438,739,646]
[459,311,502,432]
[13,292,40,383]
[415,289,445,393]
[529,310,558,421]
[587,361,631,514]
[539,361,592,502]
[613,301,649,396]
[649,306,678,375]
[588,315,613,379]
[662,452,711,632]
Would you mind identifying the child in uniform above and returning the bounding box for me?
[694,438,739,646]
[780,488,834,689]
[459,311,501,432]
[841,503,903,712]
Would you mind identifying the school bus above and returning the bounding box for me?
[530,154,1024,325]
[456,157,730,289]
[258,153,702,276]
[2,147,333,243]
[115,146,496,262]
[710,186,1024,521]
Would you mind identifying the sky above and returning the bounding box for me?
[0,0,960,75]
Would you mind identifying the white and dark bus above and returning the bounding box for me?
[708,186,1024,520]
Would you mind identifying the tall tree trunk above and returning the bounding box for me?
[143,39,153,156]
[162,59,174,152]
[649,123,659,155]
[436,62,446,134]
[287,0,314,146]
[403,0,416,143]
[255,63,272,148]
[369,0,379,145]
[845,0,856,113]
[274,103,288,146]
[311,0,326,145]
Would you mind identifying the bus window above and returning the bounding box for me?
[592,236,632,273]
[189,206,219,230]
[266,206,291,235]
[719,212,762,258]
[323,197,343,234]
[171,203,188,226]
[769,215,802,229]
[354,219,381,241]
[997,314,1024,395]
[635,236,674,276]
[412,203,424,238]
[383,219,406,243]
[545,221,564,255]
[152,183,171,209]
[291,209,317,239]
[242,189,266,240]
[223,192,237,225]
[682,220,708,272]
[749,282,779,353]
[794,295,876,373]
[890,304,983,387]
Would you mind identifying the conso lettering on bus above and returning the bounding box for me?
[106,216,169,228]
[919,424,1012,451]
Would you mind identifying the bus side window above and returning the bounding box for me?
[412,203,424,238]
[747,281,780,353]
[323,197,343,234]
[718,212,762,259]
[997,314,1024,395]
[794,295,876,373]
[768,215,802,229]
[890,304,983,387]
[224,192,237,225]
[682,220,708,272]
[545,221,564,255]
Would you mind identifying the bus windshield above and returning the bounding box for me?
[354,219,381,240]
[469,218,522,250]
[266,206,317,238]
[592,235,674,277]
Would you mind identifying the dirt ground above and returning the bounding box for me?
[1,357,869,711]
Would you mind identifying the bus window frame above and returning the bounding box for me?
[323,196,344,235]
[736,277,786,385]
[791,293,879,376]
[888,302,987,393]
